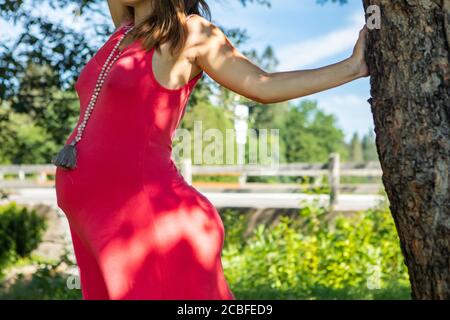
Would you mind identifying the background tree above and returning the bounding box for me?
[361,129,378,161]
[362,0,450,299]
[0,0,273,164]
[281,100,348,163]
[349,132,364,162]
[1,0,349,167]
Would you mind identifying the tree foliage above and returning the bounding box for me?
[0,0,360,165]
[281,100,348,163]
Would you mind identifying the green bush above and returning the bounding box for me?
[221,200,411,299]
[0,202,48,273]
[0,200,411,300]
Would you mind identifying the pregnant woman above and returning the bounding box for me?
[54,0,369,300]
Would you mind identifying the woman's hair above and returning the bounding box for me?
[123,0,211,58]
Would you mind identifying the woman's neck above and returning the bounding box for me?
[133,2,154,25]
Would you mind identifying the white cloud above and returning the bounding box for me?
[276,12,365,70]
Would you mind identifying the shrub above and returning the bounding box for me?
[0,202,48,273]
[221,200,410,299]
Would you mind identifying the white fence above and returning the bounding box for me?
[0,154,383,208]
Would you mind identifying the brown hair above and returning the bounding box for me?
[123,0,211,58]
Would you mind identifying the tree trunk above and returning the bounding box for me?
[362,0,450,299]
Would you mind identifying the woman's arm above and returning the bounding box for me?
[190,15,369,104]
[106,0,128,29]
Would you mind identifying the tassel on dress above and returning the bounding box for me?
[52,139,77,169]
[51,25,135,171]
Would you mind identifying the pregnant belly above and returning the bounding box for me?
[54,143,144,217]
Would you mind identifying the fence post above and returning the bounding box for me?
[181,158,192,185]
[239,172,247,187]
[38,171,47,184]
[328,153,340,210]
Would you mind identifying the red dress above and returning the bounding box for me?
[55,18,235,300]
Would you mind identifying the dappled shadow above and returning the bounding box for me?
[55,20,233,300]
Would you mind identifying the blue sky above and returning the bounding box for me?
[210,0,373,142]
[1,0,373,142]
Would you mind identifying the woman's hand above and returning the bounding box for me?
[349,26,370,78]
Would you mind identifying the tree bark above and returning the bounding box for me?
[362,0,450,299]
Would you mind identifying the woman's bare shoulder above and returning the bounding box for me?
[184,14,215,48]
[176,14,210,72]
[185,14,210,31]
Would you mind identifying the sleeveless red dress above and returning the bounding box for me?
[55,18,235,300]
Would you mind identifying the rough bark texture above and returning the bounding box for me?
[362,0,450,299]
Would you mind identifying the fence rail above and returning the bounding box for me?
[0,154,382,208]
[179,153,382,209]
